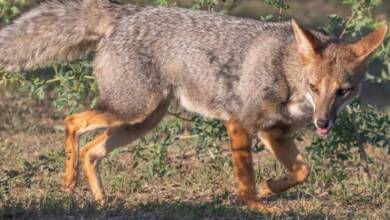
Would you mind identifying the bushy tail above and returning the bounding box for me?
[0,0,119,72]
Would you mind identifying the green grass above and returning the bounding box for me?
[0,94,389,219]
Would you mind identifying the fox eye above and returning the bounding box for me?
[336,87,353,97]
[309,84,319,94]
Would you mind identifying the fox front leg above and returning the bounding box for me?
[225,119,279,213]
[257,131,310,197]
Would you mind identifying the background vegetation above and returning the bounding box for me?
[0,0,389,219]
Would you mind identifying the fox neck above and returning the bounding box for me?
[281,41,316,119]
[282,41,309,92]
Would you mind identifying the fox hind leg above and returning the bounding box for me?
[79,98,170,204]
[63,110,123,190]
[258,131,310,197]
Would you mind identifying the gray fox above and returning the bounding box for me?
[0,0,387,213]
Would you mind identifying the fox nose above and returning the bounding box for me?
[316,119,330,129]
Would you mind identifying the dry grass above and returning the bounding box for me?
[0,94,389,220]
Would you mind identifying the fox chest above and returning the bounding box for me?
[286,98,313,122]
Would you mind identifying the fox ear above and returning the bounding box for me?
[291,19,320,64]
[349,24,388,63]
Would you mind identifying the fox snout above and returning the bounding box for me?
[310,89,340,137]
[314,117,334,137]
[316,119,330,129]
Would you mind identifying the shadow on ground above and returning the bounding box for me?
[0,194,333,220]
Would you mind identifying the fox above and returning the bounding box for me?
[0,0,387,213]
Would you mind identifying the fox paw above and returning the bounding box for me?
[62,175,77,191]
[96,196,107,206]
[246,199,281,214]
[259,181,274,197]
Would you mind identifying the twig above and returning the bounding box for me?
[278,0,284,21]
[0,150,65,185]
[207,148,216,159]
[351,115,371,179]
[0,159,52,185]
[167,111,193,122]
[67,188,91,203]
[176,134,199,140]
[339,0,363,38]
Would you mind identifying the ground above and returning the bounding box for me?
[0,93,389,219]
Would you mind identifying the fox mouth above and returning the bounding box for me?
[314,120,334,137]
[316,127,331,137]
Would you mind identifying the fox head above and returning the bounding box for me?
[291,19,388,136]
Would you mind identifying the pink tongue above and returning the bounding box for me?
[317,128,329,135]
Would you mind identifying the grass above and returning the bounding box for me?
[0,94,390,220]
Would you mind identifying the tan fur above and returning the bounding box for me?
[291,21,388,132]
[258,130,309,196]
[64,96,171,203]
[350,25,389,62]
[225,119,278,213]
[63,111,123,190]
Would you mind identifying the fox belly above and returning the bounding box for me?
[175,88,231,121]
